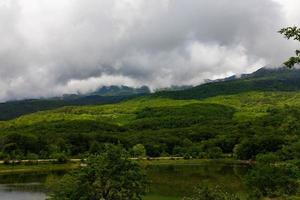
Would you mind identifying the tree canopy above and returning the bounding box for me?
[279,26,300,68]
[48,145,148,200]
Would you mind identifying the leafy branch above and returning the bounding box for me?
[279,26,300,68]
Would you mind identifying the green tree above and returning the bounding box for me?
[280,141,300,160]
[132,144,146,158]
[279,26,300,68]
[245,164,299,198]
[234,136,283,160]
[255,152,279,164]
[48,145,148,200]
[89,141,102,154]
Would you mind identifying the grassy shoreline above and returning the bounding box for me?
[0,158,250,175]
[0,163,80,175]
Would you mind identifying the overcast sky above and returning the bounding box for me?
[0,0,299,101]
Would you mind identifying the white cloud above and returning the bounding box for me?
[0,0,298,101]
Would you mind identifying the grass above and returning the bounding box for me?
[0,163,80,175]
[0,159,241,174]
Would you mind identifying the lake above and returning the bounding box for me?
[0,161,251,200]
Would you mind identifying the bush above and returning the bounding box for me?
[206,147,223,159]
[132,144,146,158]
[26,153,39,160]
[255,152,280,164]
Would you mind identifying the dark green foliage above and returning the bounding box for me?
[130,103,235,130]
[206,147,223,159]
[280,141,300,160]
[255,153,280,164]
[279,26,300,68]
[48,145,148,200]
[132,144,146,158]
[245,164,299,198]
[234,135,284,160]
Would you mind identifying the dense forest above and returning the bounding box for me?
[0,90,299,163]
[0,68,299,164]
[0,85,150,120]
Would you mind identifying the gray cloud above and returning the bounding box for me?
[0,0,299,101]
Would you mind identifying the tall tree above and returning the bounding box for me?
[279,26,300,68]
[48,145,148,200]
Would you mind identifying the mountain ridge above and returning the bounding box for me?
[1,66,300,120]
[156,66,300,99]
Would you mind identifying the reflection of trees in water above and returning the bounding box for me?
[145,163,251,197]
[1,162,252,199]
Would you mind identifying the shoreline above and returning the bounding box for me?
[0,158,253,175]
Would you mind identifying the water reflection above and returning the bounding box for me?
[0,162,250,200]
[0,184,46,200]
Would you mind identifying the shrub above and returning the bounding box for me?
[206,147,223,159]
[255,152,280,164]
[132,144,146,158]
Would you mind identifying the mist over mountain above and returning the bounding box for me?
[0,85,150,121]
[2,66,300,121]
[157,66,300,99]
[0,0,299,102]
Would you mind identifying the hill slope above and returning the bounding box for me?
[0,91,300,160]
[156,67,300,99]
[0,86,150,121]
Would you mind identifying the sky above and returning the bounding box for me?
[0,0,299,102]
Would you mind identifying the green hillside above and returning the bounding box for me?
[0,86,150,121]
[0,91,299,161]
[156,67,300,99]
[1,67,300,121]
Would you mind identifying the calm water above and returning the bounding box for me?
[0,162,251,200]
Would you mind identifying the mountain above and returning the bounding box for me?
[156,67,300,99]
[1,67,299,121]
[91,85,150,96]
[0,66,300,160]
[154,85,193,92]
[0,86,150,121]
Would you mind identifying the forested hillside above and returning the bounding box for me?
[0,91,299,163]
[0,86,150,121]
[1,67,300,121]
[156,67,300,99]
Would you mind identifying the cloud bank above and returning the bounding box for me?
[0,0,299,101]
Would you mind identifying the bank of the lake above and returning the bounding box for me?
[0,158,251,174]
[0,159,252,200]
